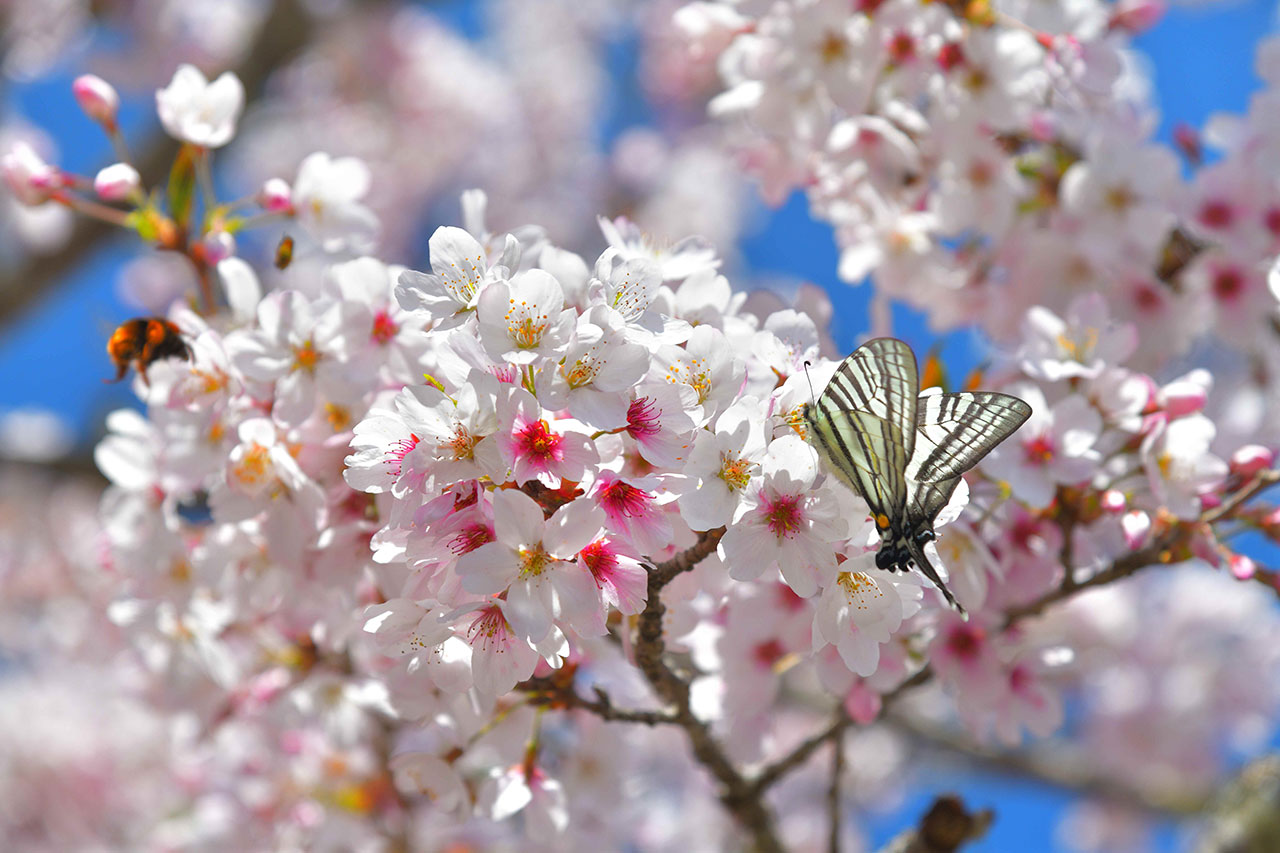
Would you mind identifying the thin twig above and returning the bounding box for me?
[516,674,678,726]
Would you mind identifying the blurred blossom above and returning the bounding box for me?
[0,408,75,461]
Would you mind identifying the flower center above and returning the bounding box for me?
[292,340,322,373]
[515,419,563,464]
[763,493,803,539]
[718,453,755,491]
[371,310,399,345]
[1024,434,1054,465]
[518,542,552,579]
[599,479,649,517]
[386,434,420,477]
[627,396,662,438]
[449,523,493,556]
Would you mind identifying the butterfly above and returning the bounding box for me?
[803,337,1031,613]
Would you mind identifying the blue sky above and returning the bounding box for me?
[1,1,1277,848]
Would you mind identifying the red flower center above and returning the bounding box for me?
[371,310,400,345]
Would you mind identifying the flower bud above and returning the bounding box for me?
[1109,0,1165,35]
[1121,510,1150,550]
[201,229,236,265]
[1229,444,1274,477]
[260,177,293,213]
[72,74,120,127]
[1229,554,1257,580]
[1200,491,1222,511]
[1100,489,1127,514]
[94,163,141,202]
[1156,372,1208,418]
[1,142,60,205]
[843,681,881,724]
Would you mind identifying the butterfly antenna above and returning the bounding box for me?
[803,359,816,405]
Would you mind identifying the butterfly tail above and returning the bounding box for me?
[907,541,966,618]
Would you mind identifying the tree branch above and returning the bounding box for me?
[828,723,845,853]
[633,527,785,851]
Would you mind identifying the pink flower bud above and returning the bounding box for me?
[201,229,236,265]
[843,681,882,724]
[1121,510,1150,550]
[1200,491,1222,511]
[93,163,140,202]
[1109,0,1166,35]
[1230,444,1274,477]
[1229,554,1257,580]
[1,141,60,205]
[260,177,292,212]
[1100,489,1127,513]
[72,74,120,127]
[1157,377,1207,418]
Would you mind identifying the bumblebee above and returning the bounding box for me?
[106,317,192,385]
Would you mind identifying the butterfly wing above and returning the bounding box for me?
[902,390,1031,612]
[804,338,919,523]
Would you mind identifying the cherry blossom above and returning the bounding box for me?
[155,64,245,148]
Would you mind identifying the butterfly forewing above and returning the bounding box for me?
[806,338,919,520]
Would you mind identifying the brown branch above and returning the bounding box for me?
[516,674,677,726]
[633,527,784,851]
[886,712,1210,816]
[750,667,934,796]
[0,0,316,331]
[875,795,993,853]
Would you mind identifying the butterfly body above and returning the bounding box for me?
[803,338,1031,613]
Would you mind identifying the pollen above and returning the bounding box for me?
[386,434,419,477]
[627,396,662,438]
[447,425,477,461]
[1055,328,1098,361]
[518,542,552,579]
[506,300,550,349]
[325,403,352,432]
[819,30,847,64]
[718,453,756,491]
[838,571,883,609]
[236,438,273,484]
[291,340,322,374]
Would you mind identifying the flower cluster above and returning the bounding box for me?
[5,2,1280,849]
